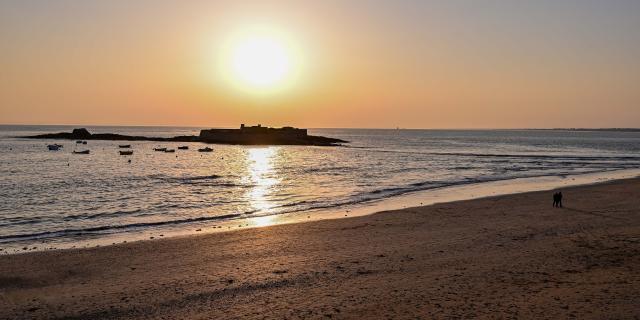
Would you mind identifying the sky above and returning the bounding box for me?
[1,0,639,128]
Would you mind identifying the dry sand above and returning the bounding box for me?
[1,178,639,319]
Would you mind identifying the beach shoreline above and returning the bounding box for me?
[2,168,639,254]
[1,176,639,319]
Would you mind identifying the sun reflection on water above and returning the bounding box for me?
[245,147,280,214]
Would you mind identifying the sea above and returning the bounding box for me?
[1,125,639,253]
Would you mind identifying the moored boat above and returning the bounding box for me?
[198,147,213,152]
[73,150,90,154]
[118,144,131,148]
[119,150,134,155]
[153,147,167,152]
[164,149,175,153]
[47,144,60,151]
[178,146,189,150]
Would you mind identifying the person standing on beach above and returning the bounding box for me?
[557,191,563,208]
[553,191,563,208]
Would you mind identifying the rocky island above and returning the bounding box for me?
[21,124,347,146]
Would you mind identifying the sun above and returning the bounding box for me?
[219,27,300,93]
[231,36,289,87]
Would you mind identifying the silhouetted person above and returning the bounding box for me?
[552,192,559,207]
[557,191,563,208]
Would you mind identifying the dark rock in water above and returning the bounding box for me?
[23,129,200,143]
[72,128,91,139]
[20,125,348,146]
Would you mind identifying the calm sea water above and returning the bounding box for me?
[1,125,639,249]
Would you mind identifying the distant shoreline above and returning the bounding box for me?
[532,128,640,132]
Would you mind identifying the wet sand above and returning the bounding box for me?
[1,178,639,319]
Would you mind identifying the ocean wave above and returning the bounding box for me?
[148,174,252,187]
[297,166,352,175]
[0,217,47,228]
[61,208,145,221]
[0,212,246,243]
[152,174,223,182]
[367,149,640,161]
[432,153,640,162]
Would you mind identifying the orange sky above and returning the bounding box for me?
[1,1,639,128]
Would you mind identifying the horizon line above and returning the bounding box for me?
[1,123,639,131]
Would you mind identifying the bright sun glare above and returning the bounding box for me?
[232,37,289,87]
[220,27,299,93]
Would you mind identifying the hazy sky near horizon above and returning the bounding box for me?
[1,0,639,128]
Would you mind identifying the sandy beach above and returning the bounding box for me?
[1,178,639,319]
